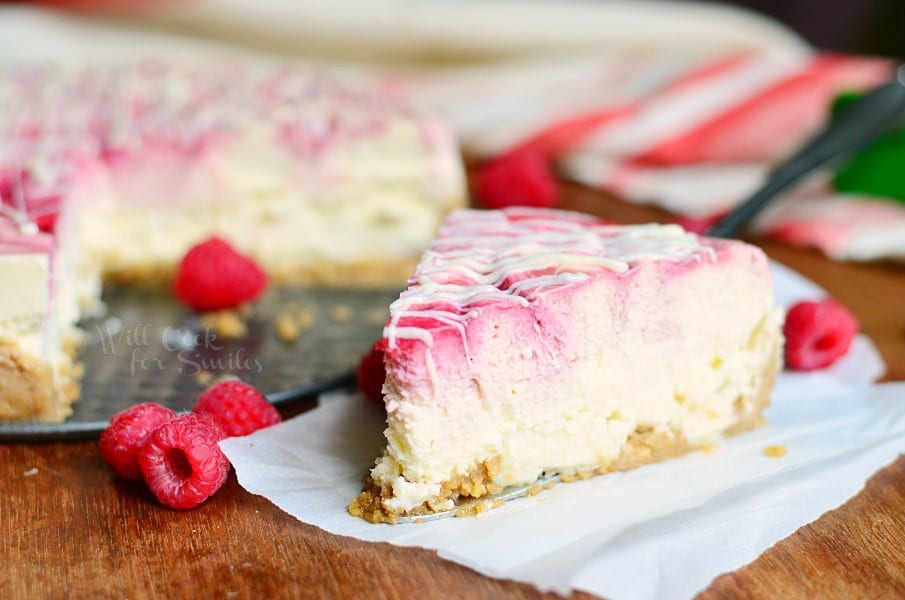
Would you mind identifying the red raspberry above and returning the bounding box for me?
[33,211,59,234]
[99,403,177,479]
[138,413,231,510]
[193,380,281,437]
[474,149,559,210]
[356,342,386,405]
[783,299,858,371]
[173,237,267,311]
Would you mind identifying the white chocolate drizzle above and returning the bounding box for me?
[383,208,714,350]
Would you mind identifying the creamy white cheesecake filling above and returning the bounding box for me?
[372,254,782,513]
[78,189,451,274]
[0,254,50,327]
[74,127,463,279]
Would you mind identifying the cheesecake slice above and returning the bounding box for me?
[0,218,83,421]
[0,62,466,421]
[350,207,783,522]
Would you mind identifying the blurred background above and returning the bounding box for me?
[2,0,904,264]
[3,0,903,60]
[719,0,903,58]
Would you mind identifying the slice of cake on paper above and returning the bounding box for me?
[0,62,466,421]
[350,207,783,523]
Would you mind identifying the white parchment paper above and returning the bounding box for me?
[223,383,903,597]
[222,263,900,599]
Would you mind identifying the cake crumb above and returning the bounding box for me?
[763,444,788,458]
[492,498,505,509]
[329,304,353,323]
[575,469,593,481]
[543,480,556,490]
[453,500,493,518]
[483,456,502,479]
[413,518,426,525]
[201,310,247,339]
[699,442,720,454]
[275,310,300,343]
[485,483,504,495]
[296,306,316,330]
[194,370,215,386]
[525,484,542,497]
[560,473,578,483]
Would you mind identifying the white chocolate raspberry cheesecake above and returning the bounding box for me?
[350,208,783,522]
[0,62,466,421]
[0,219,84,422]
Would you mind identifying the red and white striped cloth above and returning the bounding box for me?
[1,5,901,261]
[398,51,903,262]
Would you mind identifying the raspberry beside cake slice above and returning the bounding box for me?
[350,207,783,522]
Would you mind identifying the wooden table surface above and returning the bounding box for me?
[2,181,904,599]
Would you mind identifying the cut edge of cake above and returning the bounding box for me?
[350,344,781,523]
[349,207,785,523]
[0,335,84,423]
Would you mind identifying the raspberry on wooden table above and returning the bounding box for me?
[783,299,858,371]
[99,403,177,479]
[356,342,386,406]
[193,380,281,437]
[173,237,267,311]
[474,149,559,210]
[138,413,231,510]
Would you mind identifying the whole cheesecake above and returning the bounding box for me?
[0,62,466,422]
[350,207,783,523]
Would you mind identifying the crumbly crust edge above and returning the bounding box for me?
[0,335,83,422]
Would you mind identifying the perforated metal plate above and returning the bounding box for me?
[0,285,400,441]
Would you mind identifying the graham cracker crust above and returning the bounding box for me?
[349,343,782,524]
[100,256,420,290]
[0,337,83,422]
[266,257,420,289]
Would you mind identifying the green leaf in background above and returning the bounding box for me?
[831,91,905,204]
[830,91,866,118]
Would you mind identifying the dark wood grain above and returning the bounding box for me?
[1,180,903,599]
